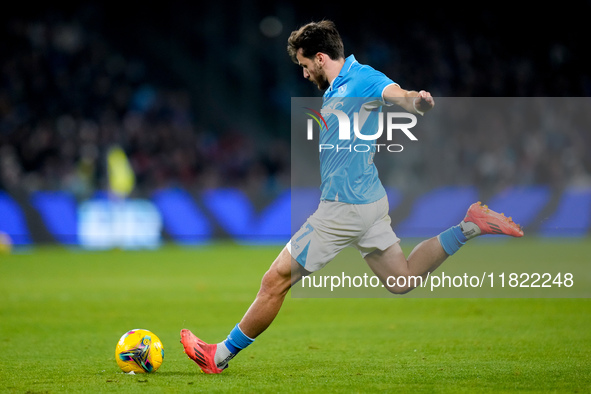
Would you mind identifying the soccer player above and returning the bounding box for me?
[180,20,523,374]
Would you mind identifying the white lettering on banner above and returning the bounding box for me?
[306,109,418,142]
[319,144,404,153]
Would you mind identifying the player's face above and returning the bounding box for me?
[296,50,329,91]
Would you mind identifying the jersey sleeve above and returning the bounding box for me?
[359,66,396,99]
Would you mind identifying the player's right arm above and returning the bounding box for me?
[383,84,434,115]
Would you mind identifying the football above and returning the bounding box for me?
[115,329,164,373]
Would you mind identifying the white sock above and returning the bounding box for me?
[460,220,481,240]
[214,342,235,369]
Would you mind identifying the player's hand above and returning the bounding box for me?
[413,90,434,113]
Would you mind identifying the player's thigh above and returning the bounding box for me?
[262,246,309,293]
[363,242,409,282]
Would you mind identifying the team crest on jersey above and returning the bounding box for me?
[337,84,348,95]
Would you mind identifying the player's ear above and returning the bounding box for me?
[315,52,325,67]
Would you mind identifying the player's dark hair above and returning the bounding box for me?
[287,20,345,64]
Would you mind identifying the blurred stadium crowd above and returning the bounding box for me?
[0,4,292,205]
[1,2,589,204]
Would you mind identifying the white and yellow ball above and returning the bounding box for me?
[115,329,164,373]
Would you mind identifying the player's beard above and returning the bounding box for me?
[309,64,330,91]
[314,74,330,91]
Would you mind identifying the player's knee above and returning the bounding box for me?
[384,283,414,295]
[259,266,290,298]
[381,276,417,295]
[258,269,276,296]
[257,249,293,297]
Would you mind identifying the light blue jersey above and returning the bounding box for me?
[319,55,396,204]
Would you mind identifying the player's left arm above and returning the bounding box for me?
[382,84,434,115]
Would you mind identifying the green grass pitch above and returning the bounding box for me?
[1,238,590,393]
